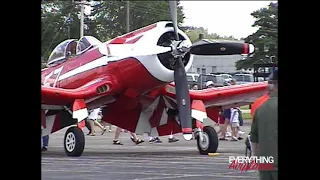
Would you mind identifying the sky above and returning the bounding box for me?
[180,1,276,39]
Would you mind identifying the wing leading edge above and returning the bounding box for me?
[162,82,267,108]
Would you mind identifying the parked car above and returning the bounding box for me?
[187,73,199,87]
[197,74,224,89]
[220,73,233,84]
[232,74,254,84]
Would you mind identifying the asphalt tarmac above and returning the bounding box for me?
[41,124,258,180]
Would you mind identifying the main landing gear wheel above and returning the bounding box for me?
[197,126,219,155]
[64,126,85,157]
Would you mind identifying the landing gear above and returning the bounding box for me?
[196,126,219,155]
[64,126,85,157]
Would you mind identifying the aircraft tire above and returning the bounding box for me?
[64,126,85,157]
[197,126,219,155]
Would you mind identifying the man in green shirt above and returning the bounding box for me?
[250,69,278,180]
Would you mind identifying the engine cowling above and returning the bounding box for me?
[133,21,193,83]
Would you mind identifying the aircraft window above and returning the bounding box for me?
[47,39,78,66]
[76,36,102,54]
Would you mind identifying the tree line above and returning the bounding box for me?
[41,1,277,70]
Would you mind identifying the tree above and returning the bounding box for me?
[183,26,239,42]
[41,1,185,61]
[90,1,185,41]
[41,1,84,60]
[236,2,278,70]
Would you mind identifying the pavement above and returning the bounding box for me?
[42,124,258,180]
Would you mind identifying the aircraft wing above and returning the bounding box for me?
[41,76,119,106]
[163,82,267,108]
[159,82,267,124]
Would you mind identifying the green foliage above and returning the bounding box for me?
[41,0,185,61]
[42,1,83,60]
[236,2,278,70]
[183,26,238,42]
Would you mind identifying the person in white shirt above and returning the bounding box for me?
[230,107,240,141]
[205,81,215,88]
[87,108,107,136]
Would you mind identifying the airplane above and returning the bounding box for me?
[41,2,267,157]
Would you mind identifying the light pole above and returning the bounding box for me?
[80,1,84,38]
[76,0,90,38]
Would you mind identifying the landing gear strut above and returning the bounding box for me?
[196,126,219,155]
[64,126,85,157]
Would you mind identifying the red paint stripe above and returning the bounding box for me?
[121,24,157,39]
[191,100,206,112]
[242,43,248,54]
[195,121,204,130]
[72,99,86,111]
[182,128,193,133]
[126,35,143,44]
[109,38,126,44]
[77,120,85,130]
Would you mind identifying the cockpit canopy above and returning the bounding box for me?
[76,36,102,54]
[47,39,77,66]
[46,36,102,67]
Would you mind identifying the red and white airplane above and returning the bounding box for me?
[41,2,267,156]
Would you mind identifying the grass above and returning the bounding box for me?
[242,112,252,120]
[240,105,250,110]
[240,105,252,120]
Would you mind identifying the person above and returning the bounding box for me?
[218,108,231,140]
[250,69,278,180]
[113,126,144,145]
[42,135,49,152]
[149,136,163,143]
[245,72,276,157]
[148,132,179,143]
[191,84,198,90]
[250,75,277,117]
[229,107,242,141]
[216,108,229,137]
[229,79,245,139]
[230,79,236,85]
[205,81,215,88]
[87,108,107,136]
[99,108,112,132]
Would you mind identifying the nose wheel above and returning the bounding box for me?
[64,126,85,157]
[196,126,219,155]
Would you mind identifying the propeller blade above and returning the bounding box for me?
[190,42,255,56]
[169,1,193,139]
[173,57,193,140]
[168,1,179,41]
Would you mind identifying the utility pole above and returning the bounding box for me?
[126,1,130,33]
[68,26,70,39]
[80,0,85,38]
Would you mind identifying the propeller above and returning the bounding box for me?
[189,41,255,56]
[168,1,193,140]
[167,1,255,141]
